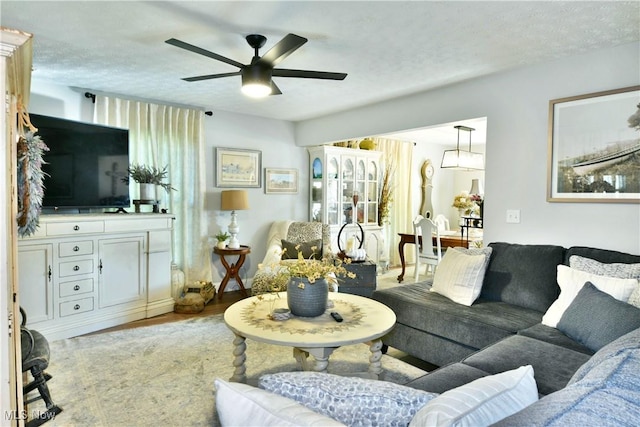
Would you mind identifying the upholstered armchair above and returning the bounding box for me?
[252,221,332,295]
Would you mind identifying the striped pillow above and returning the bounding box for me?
[409,365,538,427]
[430,247,492,306]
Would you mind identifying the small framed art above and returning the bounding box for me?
[547,85,640,203]
[264,168,298,194]
[215,147,261,188]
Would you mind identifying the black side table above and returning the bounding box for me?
[339,260,377,298]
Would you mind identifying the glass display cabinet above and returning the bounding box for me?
[308,146,383,263]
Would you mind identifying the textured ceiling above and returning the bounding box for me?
[1,1,639,125]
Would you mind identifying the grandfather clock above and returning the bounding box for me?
[420,159,435,219]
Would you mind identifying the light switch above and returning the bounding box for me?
[506,209,521,224]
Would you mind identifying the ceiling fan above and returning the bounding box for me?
[165,33,347,98]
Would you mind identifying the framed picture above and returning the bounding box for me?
[547,85,640,203]
[264,168,298,194]
[215,147,261,187]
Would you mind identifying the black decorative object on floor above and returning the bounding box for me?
[20,307,63,426]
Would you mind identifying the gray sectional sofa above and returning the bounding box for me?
[216,242,640,426]
[371,242,640,419]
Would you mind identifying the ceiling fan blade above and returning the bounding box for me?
[165,38,245,69]
[183,71,241,82]
[270,81,282,95]
[272,68,347,80]
[258,33,307,67]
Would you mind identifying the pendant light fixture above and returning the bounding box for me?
[441,125,484,170]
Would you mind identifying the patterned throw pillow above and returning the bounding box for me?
[259,372,437,427]
[281,239,322,260]
[569,255,640,308]
[430,247,493,306]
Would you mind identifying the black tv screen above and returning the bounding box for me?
[31,114,130,210]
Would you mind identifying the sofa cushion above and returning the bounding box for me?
[542,265,637,328]
[258,372,436,427]
[405,363,490,394]
[214,378,344,426]
[373,283,542,352]
[481,243,565,312]
[495,330,640,427]
[517,323,593,355]
[462,335,591,395]
[431,246,492,306]
[568,326,640,386]
[557,282,640,352]
[409,365,538,427]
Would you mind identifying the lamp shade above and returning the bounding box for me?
[441,125,484,170]
[221,190,249,211]
[469,179,484,195]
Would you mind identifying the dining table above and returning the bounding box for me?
[396,232,469,282]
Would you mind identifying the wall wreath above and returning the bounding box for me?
[17,130,48,237]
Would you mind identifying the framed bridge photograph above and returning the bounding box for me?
[547,85,640,203]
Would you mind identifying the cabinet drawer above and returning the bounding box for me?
[59,297,94,317]
[59,259,93,277]
[47,221,104,236]
[58,240,94,257]
[59,278,94,298]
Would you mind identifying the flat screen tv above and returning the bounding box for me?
[31,114,130,211]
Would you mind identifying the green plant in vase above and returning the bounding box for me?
[122,164,176,200]
[215,231,230,249]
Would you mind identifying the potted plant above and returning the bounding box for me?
[122,164,176,200]
[260,245,356,317]
[215,231,230,249]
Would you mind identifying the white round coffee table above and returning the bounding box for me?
[223,292,396,383]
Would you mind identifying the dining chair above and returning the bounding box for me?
[414,215,442,282]
[434,214,450,233]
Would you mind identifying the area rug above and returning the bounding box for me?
[32,314,427,426]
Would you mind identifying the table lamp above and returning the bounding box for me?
[221,190,249,249]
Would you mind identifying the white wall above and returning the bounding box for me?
[202,110,306,283]
[296,42,640,255]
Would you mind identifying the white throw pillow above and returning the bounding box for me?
[409,365,538,427]
[430,247,493,306]
[214,378,344,426]
[541,265,638,328]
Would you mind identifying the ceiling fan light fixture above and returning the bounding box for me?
[241,82,271,98]
[441,125,484,170]
[241,66,272,98]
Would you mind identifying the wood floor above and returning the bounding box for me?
[88,290,246,335]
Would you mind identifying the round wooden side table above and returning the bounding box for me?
[213,245,251,299]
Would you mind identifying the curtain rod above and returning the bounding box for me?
[83,91,213,116]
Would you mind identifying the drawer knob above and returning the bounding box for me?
[74,304,80,310]
[73,246,80,252]
[73,285,80,291]
[73,265,80,271]
[73,225,80,231]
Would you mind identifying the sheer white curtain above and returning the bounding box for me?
[94,96,208,283]
[372,138,414,267]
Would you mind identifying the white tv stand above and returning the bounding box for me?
[18,213,175,341]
